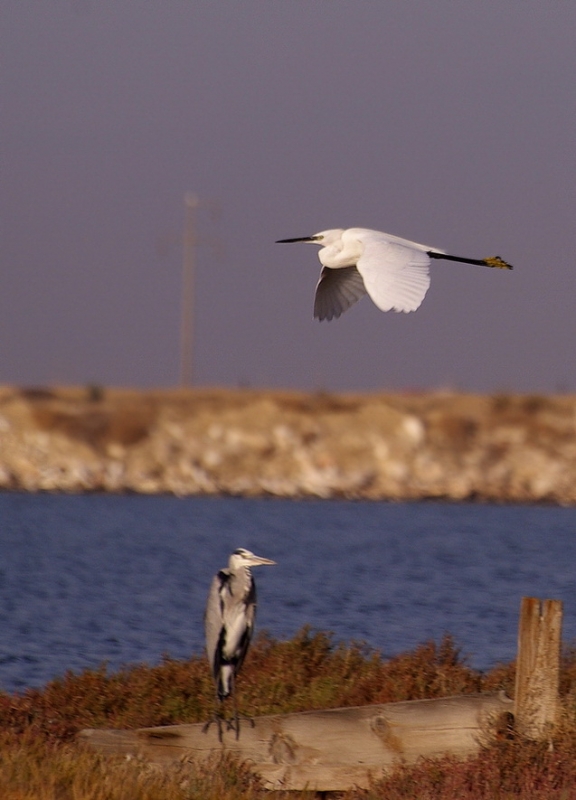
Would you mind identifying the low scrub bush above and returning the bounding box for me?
[1,629,576,798]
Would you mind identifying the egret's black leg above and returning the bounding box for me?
[428,251,513,270]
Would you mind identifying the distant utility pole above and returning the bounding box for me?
[180,192,198,386]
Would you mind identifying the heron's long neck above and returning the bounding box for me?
[230,566,252,600]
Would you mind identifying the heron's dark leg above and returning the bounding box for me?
[202,695,225,743]
[231,673,240,739]
[232,709,256,739]
[203,676,255,741]
[229,674,255,740]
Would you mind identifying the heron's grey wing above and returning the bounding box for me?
[314,265,367,321]
[221,577,256,677]
[204,572,226,676]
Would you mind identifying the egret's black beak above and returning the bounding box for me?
[276,235,318,244]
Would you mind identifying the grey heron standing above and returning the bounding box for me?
[276,227,513,321]
[203,547,276,740]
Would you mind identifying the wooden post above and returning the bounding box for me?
[514,596,563,739]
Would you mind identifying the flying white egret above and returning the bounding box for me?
[203,547,276,741]
[276,227,513,321]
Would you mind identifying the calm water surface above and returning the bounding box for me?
[0,493,575,693]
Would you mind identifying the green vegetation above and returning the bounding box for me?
[2,629,576,798]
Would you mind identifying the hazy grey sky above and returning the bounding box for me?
[3,2,575,392]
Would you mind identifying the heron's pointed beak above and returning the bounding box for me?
[276,235,319,244]
[249,555,277,566]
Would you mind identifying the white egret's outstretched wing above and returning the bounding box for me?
[314,265,367,321]
[354,231,431,313]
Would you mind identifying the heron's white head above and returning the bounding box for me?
[229,547,276,571]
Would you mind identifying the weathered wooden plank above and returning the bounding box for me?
[514,596,563,739]
[79,692,513,791]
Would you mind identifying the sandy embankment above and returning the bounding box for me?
[0,385,575,503]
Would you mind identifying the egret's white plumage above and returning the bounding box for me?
[276,227,513,321]
[203,547,276,740]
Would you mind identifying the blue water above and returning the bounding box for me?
[0,493,575,694]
